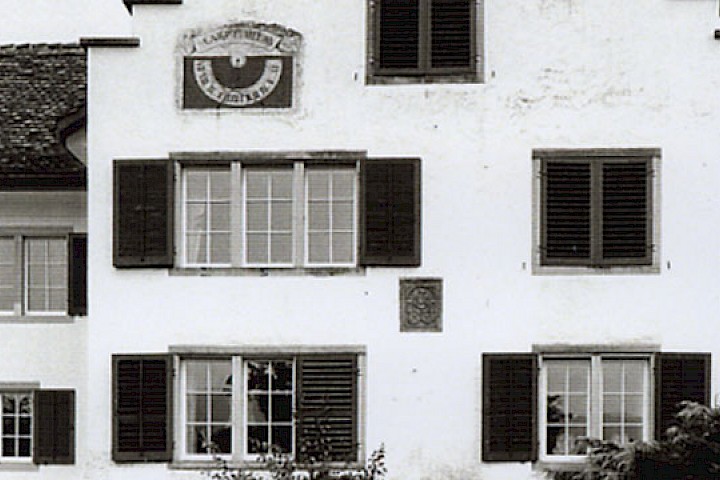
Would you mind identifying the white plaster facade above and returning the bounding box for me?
[2,0,717,479]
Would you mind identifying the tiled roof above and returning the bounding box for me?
[0,43,86,188]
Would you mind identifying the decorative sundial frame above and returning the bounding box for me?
[177,22,302,110]
[399,278,443,333]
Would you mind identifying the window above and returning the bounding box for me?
[0,389,75,465]
[534,149,660,271]
[482,351,710,465]
[114,156,421,269]
[368,0,481,83]
[0,234,86,317]
[113,351,363,465]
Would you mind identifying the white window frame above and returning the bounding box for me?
[178,160,359,270]
[0,390,34,463]
[539,354,651,464]
[0,234,68,317]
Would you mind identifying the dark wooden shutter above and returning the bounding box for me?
[296,355,358,463]
[113,160,174,268]
[430,0,473,69]
[541,160,592,265]
[33,389,75,465]
[601,160,652,265]
[482,353,537,462]
[67,234,87,316]
[360,158,421,266]
[654,353,710,440]
[112,355,173,462]
[376,0,421,70]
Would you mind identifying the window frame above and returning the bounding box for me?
[0,230,72,318]
[532,148,661,275]
[367,0,484,84]
[538,353,653,465]
[176,157,360,271]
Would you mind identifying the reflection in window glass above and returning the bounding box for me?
[184,168,231,266]
[602,359,647,445]
[185,359,232,455]
[0,392,32,459]
[545,360,590,455]
[246,359,293,455]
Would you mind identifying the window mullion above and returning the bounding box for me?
[14,236,22,316]
[233,356,243,461]
[590,356,601,440]
[232,163,244,267]
[590,161,603,266]
[294,162,305,267]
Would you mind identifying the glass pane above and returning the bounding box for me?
[273,361,293,391]
[307,171,329,200]
[187,394,207,422]
[2,438,15,457]
[308,233,330,264]
[18,396,30,414]
[568,427,588,454]
[247,361,269,390]
[49,288,66,311]
[546,367,565,393]
[332,233,353,263]
[270,234,292,263]
[333,171,355,199]
[0,265,14,285]
[246,234,268,264]
[246,172,268,199]
[546,426,564,455]
[603,394,622,423]
[48,239,66,260]
[186,170,208,200]
[209,233,230,264]
[187,425,209,454]
[186,362,209,391]
[625,426,643,444]
[625,394,644,423]
[247,395,269,422]
[0,239,14,262]
[210,170,231,200]
[546,394,565,424]
[186,204,208,232]
[185,234,207,264]
[308,202,330,230]
[246,202,269,231]
[27,265,45,287]
[603,361,623,393]
[211,395,231,422]
[2,417,14,435]
[624,361,645,393]
[603,426,622,444]
[26,240,46,262]
[271,201,292,231]
[48,265,67,287]
[568,366,588,393]
[0,287,13,312]
[27,288,46,311]
[2,396,14,414]
[272,426,292,453]
[17,438,30,457]
[211,426,232,454]
[209,361,232,392]
[248,425,268,454]
[271,172,293,199]
[271,395,292,422]
[210,204,230,231]
[567,395,588,424]
[333,202,354,230]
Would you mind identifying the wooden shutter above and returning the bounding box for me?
[654,353,710,440]
[113,160,174,268]
[430,0,473,70]
[33,389,75,465]
[482,353,537,462]
[601,160,652,265]
[360,158,421,266]
[67,234,87,316]
[376,0,421,71]
[296,355,358,463]
[112,355,173,462]
[541,160,592,265]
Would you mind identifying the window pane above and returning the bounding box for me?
[271,395,292,422]
[186,204,208,232]
[211,426,232,454]
[246,234,269,264]
[209,233,230,264]
[2,438,14,457]
[603,361,622,392]
[210,204,230,231]
[272,426,292,453]
[49,288,66,311]
[308,203,330,230]
[27,288,47,311]
[624,361,645,393]
[567,395,588,424]
[270,234,292,263]
[18,396,30,414]
[273,361,293,391]
[17,438,30,457]
[0,239,15,312]
[568,427,588,454]
[26,238,66,313]
[271,201,292,231]
[333,171,355,199]
[603,394,621,423]
[625,394,644,423]
[308,233,330,264]
[271,172,293,199]
[187,394,207,422]
[185,234,207,264]
[307,171,329,199]
[0,239,14,262]
[211,395,231,422]
[603,426,621,444]
[187,362,209,391]
[48,239,66,261]
[246,172,268,199]
[333,202,354,230]
[210,361,232,391]
[247,395,269,422]
[625,426,643,444]
[2,396,14,414]
[546,426,563,455]
[247,361,269,391]
[248,425,268,454]
[187,425,209,454]
[568,365,589,393]
[246,202,269,231]
[210,170,231,200]
[546,395,565,424]
[332,233,354,263]
[2,417,14,435]
[186,170,208,200]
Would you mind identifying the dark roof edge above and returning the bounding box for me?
[80,37,140,48]
[0,171,87,192]
[123,0,182,14]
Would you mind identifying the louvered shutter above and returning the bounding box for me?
[113,160,174,268]
[654,353,710,440]
[296,355,358,463]
[601,160,652,265]
[376,0,421,71]
[430,0,473,70]
[67,234,87,316]
[482,354,537,462]
[33,390,75,465]
[360,158,421,266]
[112,355,173,462]
[541,160,592,265]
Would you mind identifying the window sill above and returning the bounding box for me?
[532,264,661,276]
[0,461,38,472]
[533,458,588,474]
[367,73,483,85]
[0,315,76,324]
[170,460,365,471]
[170,267,367,277]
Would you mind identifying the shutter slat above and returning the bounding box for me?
[33,390,75,465]
[112,355,173,462]
[482,354,537,462]
[430,0,472,68]
[655,353,710,440]
[113,160,174,268]
[360,158,421,266]
[67,234,87,316]
[377,0,420,70]
[296,355,358,463]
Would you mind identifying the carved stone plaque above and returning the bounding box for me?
[400,278,442,332]
[179,22,301,109]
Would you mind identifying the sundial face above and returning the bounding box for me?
[180,23,301,109]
